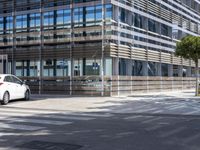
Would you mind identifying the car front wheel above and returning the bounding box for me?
[1,92,10,105]
[24,90,30,101]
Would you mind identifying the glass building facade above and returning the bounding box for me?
[0,0,198,95]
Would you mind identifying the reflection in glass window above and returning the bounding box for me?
[86,6,95,26]
[74,7,83,27]
[30,61,38,77]
[106,4,112,19]
[44,11,54,29]
[85,59,100,75]
[5,16,13,34]
[56,59,69,76]
[16,61,23,76]
[96,5,102,25]
[74,59,82,76]
[133,60,143,76]
[16,15,27,29]
[30,13,40,29]
[57,9,71,28]
[120,8,126,23]
[173,65,178,77]
[148,62,157,76]
[161,24,171,37]
[161,63,168,76]
[0,17,3,34]
[63,9,71,27]
[57,10,64,25]
[43,59,54,77]
[134,13,145,29]
[148,19,157,33]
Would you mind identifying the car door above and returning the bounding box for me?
[11,76,25,99]
[3,76,16,100]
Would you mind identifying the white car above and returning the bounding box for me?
[0,74,30,105]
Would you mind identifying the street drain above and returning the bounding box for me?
[16,140,82,150]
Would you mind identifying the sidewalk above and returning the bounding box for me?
[6,89,197,113]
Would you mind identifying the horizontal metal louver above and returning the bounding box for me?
[134,0,147,11]
[132,47,147,61]
[161,52,171,64]
[172,55,182,65]
[160,8,171,22]
[148,1,160,16]
[148,50,160,62]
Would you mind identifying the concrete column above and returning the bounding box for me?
[37,60,41,77]
[105,58,112,76]
[157,63,162,76]
[5,55,8,74]
[79,59,83,76]
[142,61,148,76]
[126,59,132,76]
[178,65,183,77]
[112,57,119,75]
[83,58,86,76]
[186,66,191,77]
[68,60,71,76]
[168,64,173,77]
[12,60,16,75]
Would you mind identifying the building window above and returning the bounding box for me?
[161,24,171,37]
[134,13,145,29]
[43,59,54,77]
[30,13,40,31]
[148,62,158,76]
[148,19,157,33]
[105,4,112,19]
[86,6,95,26]
[44,11,54,29]
[162,63,168,76]
[0,17,3,34]
[133,60,143,76]
[96,5,102,25]
[84,59,100,75]
[74,7,83,27]
[5,16,13,34]
[29,61,38,77]
[74,59,82,76]
[56,59,69,76]
[120,8,126,23]
[16,15,27,32]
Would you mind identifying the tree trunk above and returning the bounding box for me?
[195,60,199,96]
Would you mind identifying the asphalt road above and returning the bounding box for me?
[1,91,200,150]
